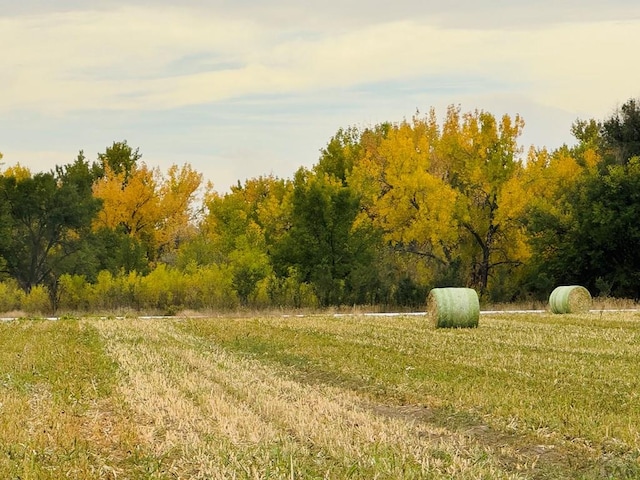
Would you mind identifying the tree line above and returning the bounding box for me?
[1,98,639,313]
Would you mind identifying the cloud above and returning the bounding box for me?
[2,3,639,118]
[0,6,261,109]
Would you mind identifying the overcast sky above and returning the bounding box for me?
[2,1,639,192]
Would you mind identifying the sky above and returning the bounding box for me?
[2,1,640,192]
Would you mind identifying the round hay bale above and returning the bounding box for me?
[548,285,592,314]
[427,287,479,328]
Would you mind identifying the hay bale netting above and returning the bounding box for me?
[548,285,592,314]
[427,287,480,328]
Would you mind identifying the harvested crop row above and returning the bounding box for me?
[93,318,523,479]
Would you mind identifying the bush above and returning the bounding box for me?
[58,274,92,312]
[138,264,186,312]
[22,285,51,315]
[265,269,318,309]
[92,270,142,311]
[0,279,24,313]
[184,264,238,310]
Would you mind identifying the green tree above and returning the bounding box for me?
[0,157,102,306]
[523,98,640,299]
[94,140,142,183]
[273,168,378,306]
[571,118,601,156]
[89,227,150,276]
[601,98,640,166]
[195,176,288,304]
[529,159,640,298]
[229,230,271,306]
[315,126,366,183]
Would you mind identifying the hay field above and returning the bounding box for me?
[0,312,639,479]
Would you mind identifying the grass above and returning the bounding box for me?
[1,311,639,478]
[0,318,167,479]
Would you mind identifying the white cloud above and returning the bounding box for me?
[514,20,640,116]
[9,9,640,107]
[1,149,73,174]
[0,6,263,110]
[2,4,639,117]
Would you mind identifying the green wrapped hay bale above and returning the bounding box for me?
[549,285,592,314]
[427,287,479,328]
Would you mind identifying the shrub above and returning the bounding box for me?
[58,274,92,312]
[184,264,238,310]
[138,264,186,312]
[0,279,24,313]
[22,285,52,315]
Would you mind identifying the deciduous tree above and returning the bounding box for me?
[523,99,640,298]
[437,106,526,296]
[0,156,101,304]
[95,140,142,183]
[192,175,290,304]
[92,145,202,267]
[601,98,640,166]
[273,168,378,306]
[348,107,528,299]
[350,113,458,272]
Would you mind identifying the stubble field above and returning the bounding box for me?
[0,310,639,479]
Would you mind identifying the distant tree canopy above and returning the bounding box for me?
[1,99,640,313]
[271,167,377,306]
[601,99,640,166]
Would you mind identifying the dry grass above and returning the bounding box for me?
[590,296,640,310]
[0,309,31,319]
[180,312,640,479]
[485,296,640,313]
[0,319,154,479]
[2,311,640,479]
[92,318,523,479]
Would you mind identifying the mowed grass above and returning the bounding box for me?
[0,311,639,479]
[178,312,640,479]
[0,319,166,479]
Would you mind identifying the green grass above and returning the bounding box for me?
[0,319,173,479]
[179,312,640,478]
[1,312,639,479]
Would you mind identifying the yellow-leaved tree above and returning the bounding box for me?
[92,159,202,265]
[155,163,203,257]
[195,175,291,305]
[2,163,32,180]
[502,135,601,295]
[350,113,459,281]
[93,163,159,238]
[437,106,527,297]
[349,106,530,299]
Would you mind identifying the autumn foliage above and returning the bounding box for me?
[1,99,639,313]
